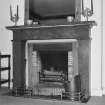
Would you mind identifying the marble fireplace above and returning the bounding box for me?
[7,21,95,99]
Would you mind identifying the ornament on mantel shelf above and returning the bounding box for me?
[10,5,19,26]
[82,0,94,21]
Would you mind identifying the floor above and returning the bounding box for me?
[0,87,105,105]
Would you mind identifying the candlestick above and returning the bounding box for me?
[10,5,19,25]
[91,0,93,13]
[82,0,94,21]
[17,5,19,17]
[82,0,84,13]
[10,5,12,19]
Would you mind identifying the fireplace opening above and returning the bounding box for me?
[31,42,73,79]
[26,41,82,100]
[39,51,68,75]
[26,41,78,85]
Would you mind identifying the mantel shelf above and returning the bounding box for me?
[6,21,96,30]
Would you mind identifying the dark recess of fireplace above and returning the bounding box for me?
[39,51,68,73]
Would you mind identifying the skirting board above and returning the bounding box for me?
[91,88,103,96]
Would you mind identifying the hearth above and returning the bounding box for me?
[6,21,95,101]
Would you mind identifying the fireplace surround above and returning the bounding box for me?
[6,21,95,100]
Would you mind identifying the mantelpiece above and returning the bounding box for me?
[6,21,95,99]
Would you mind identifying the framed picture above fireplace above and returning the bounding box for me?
[24,0,82,24]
